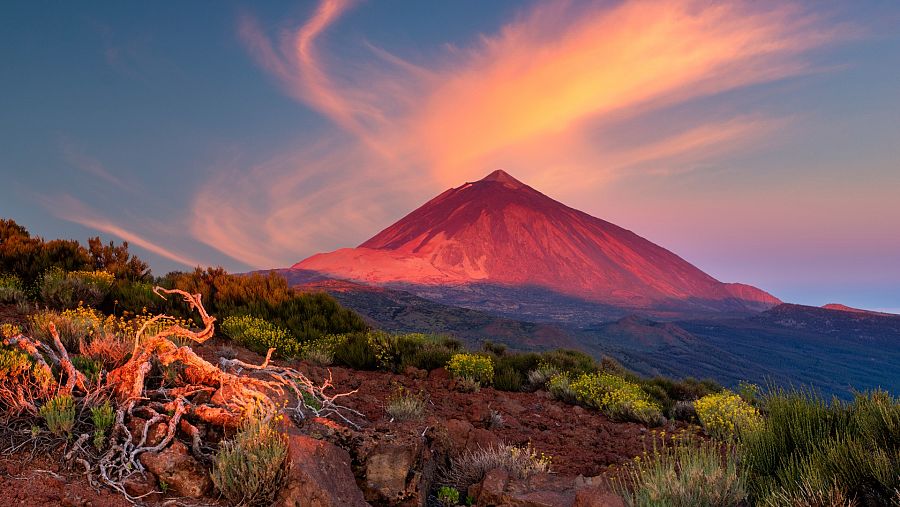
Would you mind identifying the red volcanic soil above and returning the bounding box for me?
[0,339,692,506]
[293,170,779,312]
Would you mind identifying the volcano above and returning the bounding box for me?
[290,170,779,316]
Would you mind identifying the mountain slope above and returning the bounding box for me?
[293,170,778,316]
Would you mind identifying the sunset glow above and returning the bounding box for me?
[2,0,899,311]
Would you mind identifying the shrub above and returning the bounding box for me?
[527,363,559,390]
[0,346,32,379]
[301,344,333,365]
[330,333,378,370]
[1,323,21,339]
[385,385,427,421]
[80,332,131,370]
[640,377,722,419]
[494,352,541,379]
[742,388,900,505]
[540,349,597,375]
[40,268,113,309]
[402,341,456,371]
[493,366,523,392]
[447,353,494,386]
[547,372,577,403]
[455,376,481,393]
[91,400,114,449]
[570,372,662,425]
[220,315,300,358]
[614,440,747,507]
[694,390,761,441]
[442,443,551,492]
[40,394,76,437]
[0,273,25,304]
[211,411,289,506]
[29,308,102,351]
[71,355,102,383]
[436,486,461,507]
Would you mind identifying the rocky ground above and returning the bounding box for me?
[0,337,697,506]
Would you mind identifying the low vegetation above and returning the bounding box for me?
[211,410,290,507]
[221,314,300,358]
[441,443,552,493]
[385,384,427,421]
[570,372,663,425]
[694,390,761,441]
[447,353,495,387]
[615,439,747,507]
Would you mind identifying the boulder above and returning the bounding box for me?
[139,440,211,498]
[468,469,625,507]
[362,439,426,505]
[276,431,369,507]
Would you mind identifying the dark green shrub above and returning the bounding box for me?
[540,349,597,375]
[493,367,523,392]
[402,342,455,371]
[481,341,507,356]
[0,273,25,304]
[331,333,378,370]
[495,352,542,379]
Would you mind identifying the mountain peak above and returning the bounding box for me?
[478,169,525,189]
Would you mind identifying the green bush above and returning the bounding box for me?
[694,390,761,441]
[614,440,747,507]
[402,341,456,371]
[40,268,114,309]
[91,400,114,449]
[447,353,494,386]
[493,367,523,392]
[540,349,597,375]
[570,372,662,425]
[71,355,102,383]
[330,333,379,370]
[436,486,460,507]
[741,388,900,505]
[40,394,76,437]
[211,411,289,506]
[220,315,300,358]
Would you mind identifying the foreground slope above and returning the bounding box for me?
[292,170,779,317]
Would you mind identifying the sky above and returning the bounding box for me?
[1,0,899,313]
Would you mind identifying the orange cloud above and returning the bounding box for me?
[205,0,849,267]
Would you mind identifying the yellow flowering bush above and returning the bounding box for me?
[447,353,494,386]
[1,323,21,339]
[221,315,300,358]
[694,390,761,440]
[570,372,662,425]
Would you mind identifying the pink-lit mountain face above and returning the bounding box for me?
[292,170,779,314]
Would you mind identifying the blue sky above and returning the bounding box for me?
[1,1,899,312]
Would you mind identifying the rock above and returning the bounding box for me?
[139,440,211,498]
[469,467,509,505]
[469,470,625,507]
[403,365,427,379]
[427,367,450,382]
[445,418,500,452]
[573,487,625,507]
[362,439,425,505]
[465,401,490,423]
[276,431,369,507]
[122,474,156,498]
[126,418,167,447]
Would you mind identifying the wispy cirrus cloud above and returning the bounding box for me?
[59,137,130,191]
[196,0,851,268]
[43,194,202,268]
